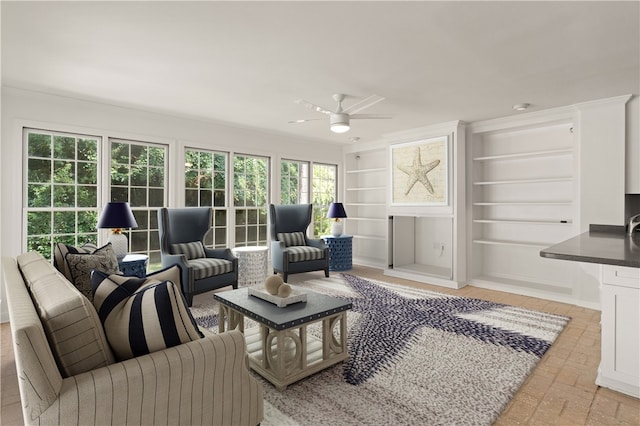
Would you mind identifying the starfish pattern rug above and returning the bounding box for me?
[190,274,569,426]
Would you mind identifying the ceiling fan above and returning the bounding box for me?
[290,94,391,133]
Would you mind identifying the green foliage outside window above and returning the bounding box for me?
[25,130,99,259]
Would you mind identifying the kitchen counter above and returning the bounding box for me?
[540,225,640,268]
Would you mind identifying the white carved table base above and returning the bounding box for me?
[219,306,348,391]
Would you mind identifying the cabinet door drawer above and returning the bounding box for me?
[603,265,640,289]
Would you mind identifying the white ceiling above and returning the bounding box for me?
[2,1,639,145]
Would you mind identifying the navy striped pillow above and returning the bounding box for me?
[170,241,205,259]
[91,271,203,361]
[277,231,306,247]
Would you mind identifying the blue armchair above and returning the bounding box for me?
[269,204,329,283]
[158,207,238,306]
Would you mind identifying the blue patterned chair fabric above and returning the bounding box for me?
[269,204,329,282]
[158,207,238,306]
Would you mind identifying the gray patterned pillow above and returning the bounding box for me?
[277,231,306,247]
[53,242,99,281]
[66,243,120,300]
[170,241,205,259]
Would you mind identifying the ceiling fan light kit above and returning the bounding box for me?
[330,113,350,133]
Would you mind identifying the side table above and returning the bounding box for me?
[231,246,269,286]
[322,235,353,271]
[118,254,149,278]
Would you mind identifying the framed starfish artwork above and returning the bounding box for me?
[390,136,449,205]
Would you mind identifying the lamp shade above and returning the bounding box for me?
[97,202,138,229]
[327,202,347,219]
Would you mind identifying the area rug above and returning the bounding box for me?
[190,274,570,426]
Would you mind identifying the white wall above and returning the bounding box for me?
[1,87,343,322]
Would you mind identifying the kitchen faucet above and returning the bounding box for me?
[629,213,640,235]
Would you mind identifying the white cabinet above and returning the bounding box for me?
[469,122,578,297]
[344,149,388,268]
[598,265,640,397]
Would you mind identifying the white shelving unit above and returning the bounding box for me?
[469,122,578,296]
[344,149,388,268]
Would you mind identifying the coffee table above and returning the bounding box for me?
[214,287,352,390]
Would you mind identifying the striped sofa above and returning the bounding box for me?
[2,252,263,426]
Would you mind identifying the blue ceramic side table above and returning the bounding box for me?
[118,254,149,278]
[322,235,353,271]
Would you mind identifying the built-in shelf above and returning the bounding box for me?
[345,167,387,174]
[473,177,572,185]
[472,239,554,248]
[345,186,386,191]
[349,217,387,222]
[473,201,572,206]
[473,219,573,225]
[473,148,573,162]
[344,149,388,269]
[352,234,386,241]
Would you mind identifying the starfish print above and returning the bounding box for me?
[397,147,440,195]
[337,274,554,385]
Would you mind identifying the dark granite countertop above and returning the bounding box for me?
[540,225,640,268]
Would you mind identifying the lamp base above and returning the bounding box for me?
[108,233,129,260]
[331,221,343,237]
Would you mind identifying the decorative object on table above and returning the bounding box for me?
[158,207,238,306]
[269,203,329,282]
[193,273,569,425]
[327,202,347,237]
[322,234,353,271]
[391,135,449,206]
[97,202,138,260]
[247,275,304,307]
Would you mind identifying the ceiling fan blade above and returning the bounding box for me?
[349,114,393,120]
[295,99,332,115]
[342,94,385,114]
[288,118,324,124]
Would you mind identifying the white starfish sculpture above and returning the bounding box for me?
[397,147,440,195]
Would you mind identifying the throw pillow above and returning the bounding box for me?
[170,241,205,260]
[91,270,203,361]
[54,242,99,281]
[277,231,306,247]
[66,243,119,300]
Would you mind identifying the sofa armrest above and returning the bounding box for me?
[37,330,263,426]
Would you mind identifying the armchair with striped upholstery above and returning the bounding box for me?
[158,207,238,306]
[269,204,330,282]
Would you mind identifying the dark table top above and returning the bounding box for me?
[214,287,352,330]
[540,226,640,268]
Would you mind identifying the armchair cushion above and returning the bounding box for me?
[170,241,205,259]
[65,243,120,300]
[91,271,203,361]
[277,231,306,247]
[189,258,234,279]
[286,246,325,262]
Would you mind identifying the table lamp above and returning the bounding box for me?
[97,202,138,260]
[327,202,347,237]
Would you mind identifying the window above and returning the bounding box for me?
[185,149,228,248]
[312,163,337,237]
[233,154,269,247]
[280,159,310,204]
[110,139,167,267]
[25,129,100,259]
